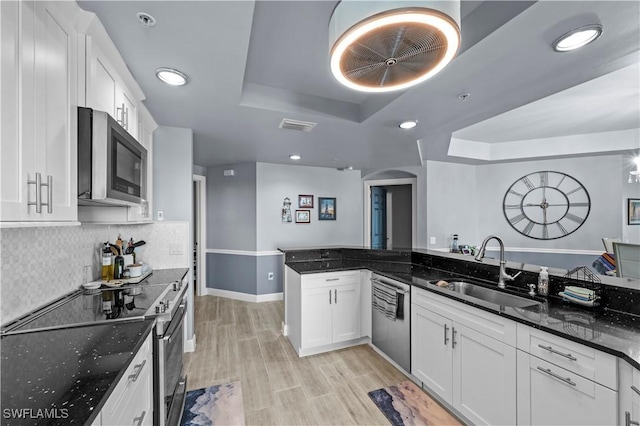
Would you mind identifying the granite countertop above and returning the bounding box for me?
[1,319,154,425]
[285,259,640,370]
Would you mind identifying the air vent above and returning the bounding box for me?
[279,118,317,132]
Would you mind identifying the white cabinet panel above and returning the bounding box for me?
[517,351,617,426]
[89,54,116,115]
[452,322,516,425]
[301,286,333,348]
[411,305,453,401]
[332,283,361,343]
[1,1,77,222]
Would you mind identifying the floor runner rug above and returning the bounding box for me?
[181,381,245,426]
[368,380,462,426]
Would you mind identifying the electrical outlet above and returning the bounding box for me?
[157,211,164,221]
[267,272,274,280]
[430,236,436,245]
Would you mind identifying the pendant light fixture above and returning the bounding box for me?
[329,0,461,93]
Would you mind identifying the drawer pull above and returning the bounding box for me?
[335,289,337,304]
[326,278,340,282]
[134,410,146,426]
[627,411,640,426]
[443,324,449,346]
[536,366,576,387]
[632,385,640,397]
[128,359,147,382]
[537,344,577,361]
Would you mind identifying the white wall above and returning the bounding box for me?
[424,155,628,253]
[256,163,363,251]
[426,161,478,250]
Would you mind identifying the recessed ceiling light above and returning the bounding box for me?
[289,154,301,160]
[136,12,156,28]
[155,67,188,86]
[399,120,418,130]
[553,24,603,52]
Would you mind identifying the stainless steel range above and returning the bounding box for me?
[1,271,190,426]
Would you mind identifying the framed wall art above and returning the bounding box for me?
[298,195,314,208]
[628,198,640,225]
[295,210,310,223]
[318,197,336,220]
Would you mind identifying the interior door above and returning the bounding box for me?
[371,186,387,249]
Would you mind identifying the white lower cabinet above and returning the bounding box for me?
[99,332,153,426]
[517,351,617,425]
[617,360,640,426]
[411,288,517,425]
[301,272,361,349]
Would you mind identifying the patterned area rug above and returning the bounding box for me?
[181,381,245,426]
[368,380,462,426]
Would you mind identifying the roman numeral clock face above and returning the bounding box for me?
[503,171,590,240]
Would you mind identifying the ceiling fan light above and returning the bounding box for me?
[329,1,461,93]
[553,24,603,52]
[155,67,188,86]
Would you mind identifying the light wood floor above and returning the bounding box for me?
[184,296,457,425]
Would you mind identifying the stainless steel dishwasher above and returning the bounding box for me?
[370,274,411,372]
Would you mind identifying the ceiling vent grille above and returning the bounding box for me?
[279,118,317,132]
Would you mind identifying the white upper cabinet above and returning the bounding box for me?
[1,0,78,223]
[84,32,140,138]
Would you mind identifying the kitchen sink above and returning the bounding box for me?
[435,280,541,308]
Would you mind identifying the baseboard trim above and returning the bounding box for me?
[298,337,369,357]
[204,288,283,303]
[184,335,196,353]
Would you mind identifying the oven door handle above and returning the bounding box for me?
[162,302,186,343]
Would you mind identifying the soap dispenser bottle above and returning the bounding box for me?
[538,266,549,296]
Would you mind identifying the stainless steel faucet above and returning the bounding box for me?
[474,235,521,289]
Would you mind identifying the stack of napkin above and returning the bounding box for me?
[559,286,598,307]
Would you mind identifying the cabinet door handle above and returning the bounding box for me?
[536,366,576,387]
[626,411,640,426]
[40,175,52,213]
[334,289,337,304]
[124,107,129,130]
[128,359,147,382]
[443,324,449,346]
[537,344,577,361]
[27,172,42,213]
[326,278,340,282]
[632,385,640,397]
[452,326,457,348]
[133,410,146,426]
[329,289,331,305]
[116,103,125,126]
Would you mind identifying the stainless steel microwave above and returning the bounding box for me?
[78,107,147,206]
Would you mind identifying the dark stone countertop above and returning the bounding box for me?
[144,267,189,285]
[285,259,640,371]
[1,320,154,425]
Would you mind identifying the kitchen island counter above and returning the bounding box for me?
[283,247,640,371]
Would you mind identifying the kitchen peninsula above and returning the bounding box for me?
[282,246,640,425]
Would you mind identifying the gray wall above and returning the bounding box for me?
[153,125,194,339]
[384,185,412,248]
[206,163,257,251]
[153,126,193,221]
[193,165,206,176]
[255,162,363,250]
[623,159,640,244]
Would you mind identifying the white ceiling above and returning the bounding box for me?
[77,0,640,170]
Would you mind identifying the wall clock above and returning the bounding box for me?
[502,171,590,240]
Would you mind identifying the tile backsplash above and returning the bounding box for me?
[0,221,190,324]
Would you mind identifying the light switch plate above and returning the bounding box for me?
[170,243,183,255]
[430,236,436,245]
[268,272,274,280]
[157,211,164,221]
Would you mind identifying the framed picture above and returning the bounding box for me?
[298,195,314,208]
[628,198,640,225]
[295,210,310,223]
[318,197,336,220]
